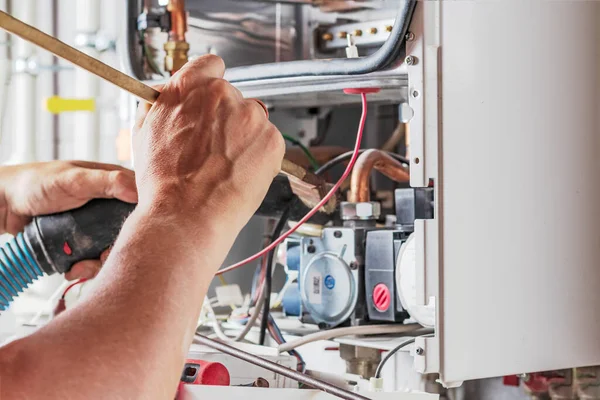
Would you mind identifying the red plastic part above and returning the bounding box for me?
[343,87,381,95]
[373,283,391,312]
[503,375,520,387]
[183,359,230,386]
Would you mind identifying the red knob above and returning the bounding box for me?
[373,283,391,312]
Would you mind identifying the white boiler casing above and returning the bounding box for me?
[407,0,600,385]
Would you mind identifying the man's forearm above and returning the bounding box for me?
[0,206,234,399]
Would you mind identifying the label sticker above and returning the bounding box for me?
[308,271,322,305]
[324,275,336,290]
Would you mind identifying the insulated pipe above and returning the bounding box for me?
[224,0,416,82]
[73,0,100,161]
[8,0,36,164]
[349,149,410,203]
[0,0,9,142]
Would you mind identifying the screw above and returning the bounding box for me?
[385,25,393,33]
[322,33,333,41]
[405,31,415,41]
[307,245,316,254]
[368,27,378,35]
[333,230,343,238]
[412,90,420,98]
[349,261,358,270]
[405,55,417,66]
[416,347,424,356]
[337,31,347,39]
[353,29,363,37]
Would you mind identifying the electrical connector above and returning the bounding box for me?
[345,34,359,59]
[369,377,384,392]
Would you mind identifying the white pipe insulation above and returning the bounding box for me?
[73,0,100,160]
[7,0,37,165]
[0,0,10,146]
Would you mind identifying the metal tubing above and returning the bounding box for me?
[194,335,371,400]
[167,0,186,42]
[349,149,410,202]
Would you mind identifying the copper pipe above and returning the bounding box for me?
[164,0,189,74]
[167,0,187,42]
[349,149,410,203]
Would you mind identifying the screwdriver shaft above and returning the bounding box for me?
[0,10,159,103]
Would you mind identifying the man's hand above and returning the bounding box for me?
[133,55,284,241]
[0,55,284,400]
[0,160,137,279]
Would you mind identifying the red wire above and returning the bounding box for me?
[216,92,369,276]
[62,279,88,299]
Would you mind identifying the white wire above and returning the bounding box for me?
[277,323,422,353]
[202,284,266,342]
[28,280,70,325]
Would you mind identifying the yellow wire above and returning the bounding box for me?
[216,275,236,310]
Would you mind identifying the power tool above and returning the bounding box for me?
[0,199,135,310]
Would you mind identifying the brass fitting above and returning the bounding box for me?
[322,32,334,41]
[164,41,190,74]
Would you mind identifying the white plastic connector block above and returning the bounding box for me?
[215,284,244,307]
[345,34,359,58]
[369,377,384,392]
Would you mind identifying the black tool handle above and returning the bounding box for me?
[24,199,136,275]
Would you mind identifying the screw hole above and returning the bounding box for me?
[414,157,420,165]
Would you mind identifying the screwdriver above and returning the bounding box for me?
[0,11,335,310]
[0,10,331,208]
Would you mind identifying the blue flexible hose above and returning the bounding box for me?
[0,233,44,311]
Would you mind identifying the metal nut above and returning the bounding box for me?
[340,202,381,221]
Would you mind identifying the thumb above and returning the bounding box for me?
[74,168,138,204]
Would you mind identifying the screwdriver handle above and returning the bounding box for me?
[24,199,136,275]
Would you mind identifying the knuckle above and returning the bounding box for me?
[201,54,226,70]
[240,101,259,121]
[207,78,231,96]
[266,126,285,156]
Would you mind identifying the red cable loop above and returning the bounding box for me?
[216,92,370,275]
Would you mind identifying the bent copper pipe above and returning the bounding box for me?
[167,0,187,42]
[349,149,410,203]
